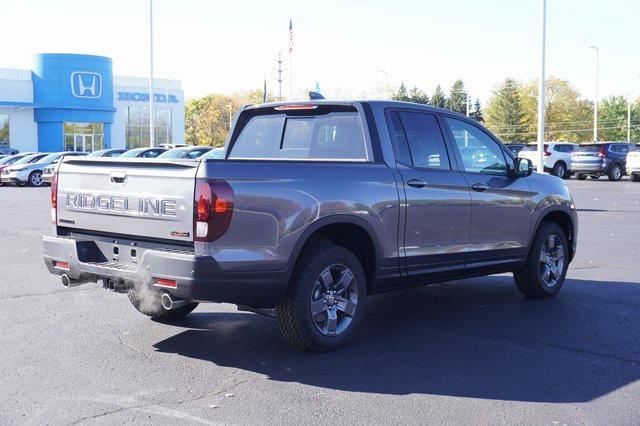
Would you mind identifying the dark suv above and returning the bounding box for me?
[571,142,634,181]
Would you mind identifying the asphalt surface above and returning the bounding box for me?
[1,177,640,424]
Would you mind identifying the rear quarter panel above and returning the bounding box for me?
[197,160,400,273]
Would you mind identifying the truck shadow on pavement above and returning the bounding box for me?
[153,276,640,402]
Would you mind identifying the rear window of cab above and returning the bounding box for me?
[228,106,371,161]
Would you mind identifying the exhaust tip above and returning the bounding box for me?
[61,274,71,288]
[161,292,173,310]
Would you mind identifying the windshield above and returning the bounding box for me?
[119,148,145,158]
[87,149,108,157]
[521,144,547,151]
[158,148,188,158]
[14,154,42,165]
[35,153,62,164]
[0,155,23,165]
[576,145,601,152]
[202,148,226,159]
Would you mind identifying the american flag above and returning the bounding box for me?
[288,20,293,54]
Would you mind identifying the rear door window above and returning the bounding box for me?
[397,112,450,170]
[610,144,631,154]
[229,112,368,161]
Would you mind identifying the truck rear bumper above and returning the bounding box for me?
[43,235,288,308]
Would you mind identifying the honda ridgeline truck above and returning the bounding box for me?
[43,101,578,352]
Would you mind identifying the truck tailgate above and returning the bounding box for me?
[56,157,198,243]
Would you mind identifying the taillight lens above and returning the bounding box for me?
[598,146,606,157]
[194,179,234,242]
[50,173,58,224]
[544,147,551,156]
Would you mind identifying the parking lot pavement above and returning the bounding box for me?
[1,178,639,424]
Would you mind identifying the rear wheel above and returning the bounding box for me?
[28,171,44,187]
[276,243,366,352]
[514,222,568,298]
[608,164,623,181]
[552,162,566,179]
[128,288,198,320]
[576,174,587,180]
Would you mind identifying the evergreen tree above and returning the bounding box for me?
[392,83,410,102]
[484,78,525,142]
[447,80,467,114]
[431,84,446,109]
[408,86,429,104]
[470,99,483,122]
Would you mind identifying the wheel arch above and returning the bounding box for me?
[286,215,382,291]
[532,208,575,262]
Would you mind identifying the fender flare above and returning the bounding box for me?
[285,214,383,279]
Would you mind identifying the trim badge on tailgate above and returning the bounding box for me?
[64,192,178,218]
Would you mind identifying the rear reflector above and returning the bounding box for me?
[153,278,177,288]
[54,261,69,270]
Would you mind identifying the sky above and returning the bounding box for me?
[2,0,639,103]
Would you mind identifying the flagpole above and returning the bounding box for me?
[288,19,293,100]
[148,0,155,147]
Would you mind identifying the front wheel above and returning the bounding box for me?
[514,222,569,298]
[128,288,198,320]
[276,243,367,352]
[28,171,44,187]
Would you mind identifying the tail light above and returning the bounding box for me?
[598,145,606,158]
[544,146,551,156]
[194,179,234,242]
[50,173,58,224]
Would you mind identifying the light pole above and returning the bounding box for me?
[536,0,547,173]
[164,79,177,145]
[227,104,233,131]
[589,46,599,142]
[449,90,470,116]
[628,93,632,144]
[378,70,389,99]
[148,0,155,147]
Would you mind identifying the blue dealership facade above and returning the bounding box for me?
[0,53,184,153]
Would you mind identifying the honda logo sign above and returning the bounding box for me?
[70,72,102,98]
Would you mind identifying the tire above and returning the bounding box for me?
[576,174,587,180]
[276,243,367,352]
[28,170,44,187]
[514,222,569,298]
[608,164,623,181]
[551,162,566,179]
[127,288,198,320]
[631,174,640,182]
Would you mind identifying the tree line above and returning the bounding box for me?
[184,78,640,146]
[391,77,640,144]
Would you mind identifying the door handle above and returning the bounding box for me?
[110,171,127,184]
[407,179,427,188]
[471,183,488,192]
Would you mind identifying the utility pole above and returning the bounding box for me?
[536,0,547,173]
[628,93,632,144]
[589,46,599,142]
[274,52,285,101]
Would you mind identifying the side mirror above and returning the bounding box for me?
[513,157,533,178]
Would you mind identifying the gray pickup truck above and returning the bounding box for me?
[43,100,578,351]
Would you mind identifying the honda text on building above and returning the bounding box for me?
[43,100,578,352]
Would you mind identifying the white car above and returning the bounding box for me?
[518,142,578,179]
[627,146,640,182]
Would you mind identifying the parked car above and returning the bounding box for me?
[86,148,128,158]
[205,147,226,159]
[0,147,19,156]
[571,142,633,181]
[158,146,213,159]
[626,145,640,182]
[2,152,86,187]
[0,152,37,185]
[0,153,47,185]
[505,144,527,156]
[118,147,167,158]
[43,100,577,352]
[158,143,189,149]
[518,142,578,178]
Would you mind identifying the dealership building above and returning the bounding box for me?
[0,53,184,153]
